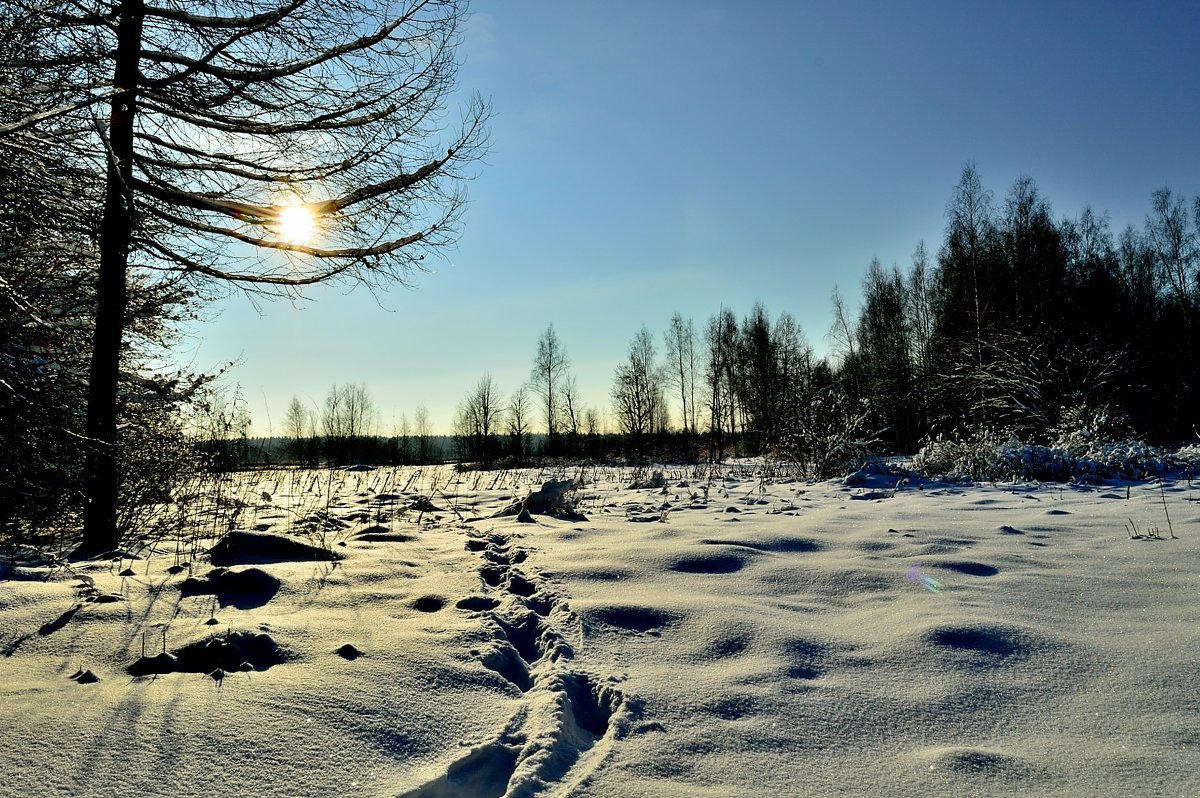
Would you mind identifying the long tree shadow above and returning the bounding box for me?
[3,602,85,657]
[38,603,82,636]
[3,633,32,658]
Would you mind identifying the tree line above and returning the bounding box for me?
[242,165,1200,473]
[442,165,1200,470]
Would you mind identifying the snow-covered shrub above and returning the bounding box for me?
[915,434,1073,482]
[1071,439,1168,480]
[1049,402,1130,454]
[780,391,877,479]
[913,431,1008,481]
[841,461,912,486]
[993,439,1076,482]
[1168,445,1200,478]
[915,428,1173,483]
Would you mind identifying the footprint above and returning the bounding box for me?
[933,561,999,577]
[504,672,625,793]
[700,537,822,554]
[930,536,976,548]
[699,692,758,721]
[480,643,532,692]
[490,610,573,665]
[411,596,445,613]
[556,672,619,737]
[669,552,750,574]
[485,548,527,566]
[456,596,501,612]
[445,526,639,797]
[506,572,538,597]
[780,636,835,680]
[397,740,521,798]
[856,540,896,553]
[522,594,556,617]
[913,746,1037,781]
[479,566,505,588]
[559,567,632,582]
[922,623,1036,660]
[701,631,752,659]
[584,605,678,635]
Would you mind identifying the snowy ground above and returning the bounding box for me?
[2,464,1198,797]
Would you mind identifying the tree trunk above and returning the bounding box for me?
[80,0,144,555]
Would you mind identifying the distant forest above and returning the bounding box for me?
[229,164,1200,473]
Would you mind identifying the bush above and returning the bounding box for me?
[780,389,877,479]
[914,428,1173,483]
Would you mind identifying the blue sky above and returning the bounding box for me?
[175,1,1200,436]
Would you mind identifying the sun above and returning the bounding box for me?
[275,202,316,244]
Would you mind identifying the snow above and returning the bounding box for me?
[2,464,1199,797]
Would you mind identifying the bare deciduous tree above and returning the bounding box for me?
[453,374,502,468]
[664,313,698,435]
[506,384,532,464]
[561,375,582,439]
[703,308,739,460]
[393,412,413,464]
[612,327,667,451]
[322,383,377,464]
[1146,187,1197,344]
[322,383,376,440]
[414,404,433,464]
[283,395,318,465]
[530,324,569,451]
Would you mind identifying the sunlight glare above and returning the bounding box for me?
[276,202,316,244]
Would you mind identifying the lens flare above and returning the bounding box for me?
[907,564,944,593]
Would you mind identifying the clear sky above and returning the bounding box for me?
[173,0,1200,436]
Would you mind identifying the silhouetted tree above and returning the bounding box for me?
[6,0,487,553]
[906,241,937,435]
[664,313,699,435]
[612,327,667,456]
[932,163,1003,432]
[453,375,502,468]
[703,308,739,460]
[856,259,916,450]
[530,324,569,453]
[506,385,532,464]
[283,396,319,466]
[322,383,377,464]
[738,302,780,454]
[1146,188,1197,326]
[414,405,434,464]
[1,6,203,547]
